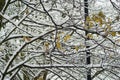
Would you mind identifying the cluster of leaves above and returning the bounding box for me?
[85,11,120,39]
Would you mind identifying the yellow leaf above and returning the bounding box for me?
[86,16,91,21]
[92,15,103,25]
[92,15,98,21]
[25,7,29,14]
[88,21,94,28]
[44,42,49,47]
[106,25,111,32]
[75,46,79,51]
[56,41,62,49]
[23,36,31,42]
[37,76,44,80]
[98,11,105,19]
[64,34,71,42]
[86,33,93,39]
[56,33,60,41]
[110,31,116,36]
[19,52,25,57]
[34,70,48,80]
[98,18,103,26]
[58,31,64,34]
[44,42,50,53]
[97,18,102,23]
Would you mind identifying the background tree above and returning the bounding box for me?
[84,0,91,80]
[0,0,120,80]
[0,0,5,30]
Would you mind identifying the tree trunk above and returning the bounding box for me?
[84,0,91,80]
